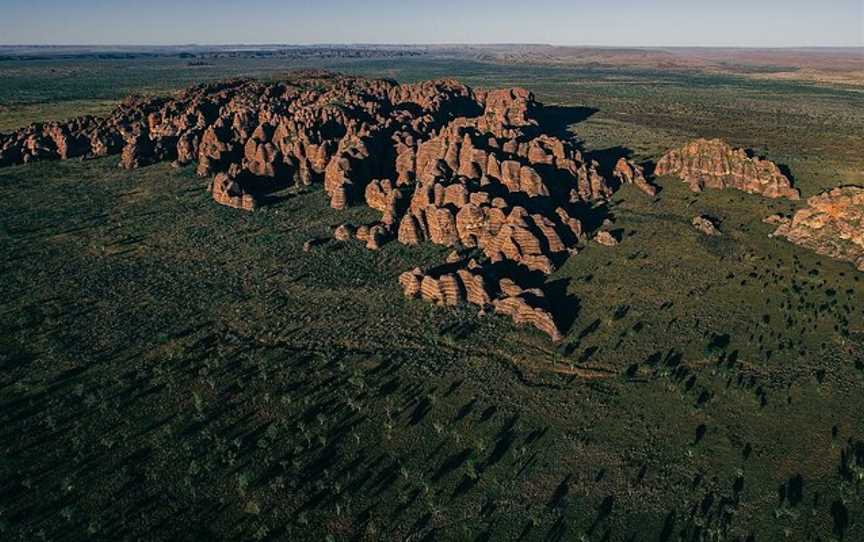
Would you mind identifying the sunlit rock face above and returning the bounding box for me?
[656,138,799,200]
[771,186,864,272]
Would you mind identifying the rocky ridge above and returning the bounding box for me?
[656,138,800,200]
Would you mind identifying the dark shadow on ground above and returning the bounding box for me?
[569,201,612,234]
[534,105,598,139]
[777,163,797,186]
[543,278,580,336]
[586,145,631,182]
[641,160,658,182]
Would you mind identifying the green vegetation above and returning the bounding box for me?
[1,54,863,540]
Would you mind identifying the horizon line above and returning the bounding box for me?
[1,43,862,49]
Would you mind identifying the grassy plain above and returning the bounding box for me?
[1,52,863,541]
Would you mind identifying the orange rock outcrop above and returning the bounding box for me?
[656,138,799,199]
[771,186,864,271]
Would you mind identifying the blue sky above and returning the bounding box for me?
[0,0,861,47]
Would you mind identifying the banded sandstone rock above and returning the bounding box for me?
[595,231,619,247]
[493,289,562,342]
[334,224,355,241]
[613,158,657,197]
[210,172,256,211]
[656,138,799,199]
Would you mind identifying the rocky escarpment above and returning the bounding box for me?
[770,186,864,272]
[656,138,799,200]
[1,72,624,341]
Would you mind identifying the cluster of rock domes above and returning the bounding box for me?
[0,72,624,340]
[315,81,627,340]
[325,84,646,340]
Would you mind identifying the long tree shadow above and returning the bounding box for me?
[484,426,516,468]
[548,475,571,510]
[588,495,615,536]
[432,448,473,483]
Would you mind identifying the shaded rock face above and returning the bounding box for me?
[656,138,799,200]
[771,186,864,272]
[0,71,627,342]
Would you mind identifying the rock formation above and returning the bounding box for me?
[692,215,722,236]
[333,223,355,241]
[210,170,257,211]
[493,288,562,343]
[762,214,789,226]
[656,138,799,200]
[770,186,864,271]
[0,71,638,342]
[594,231,619,247]
[7,72,854,339]
[613,158,657,197]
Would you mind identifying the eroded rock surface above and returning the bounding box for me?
[656,138,799,200]
[771,186,864,271]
